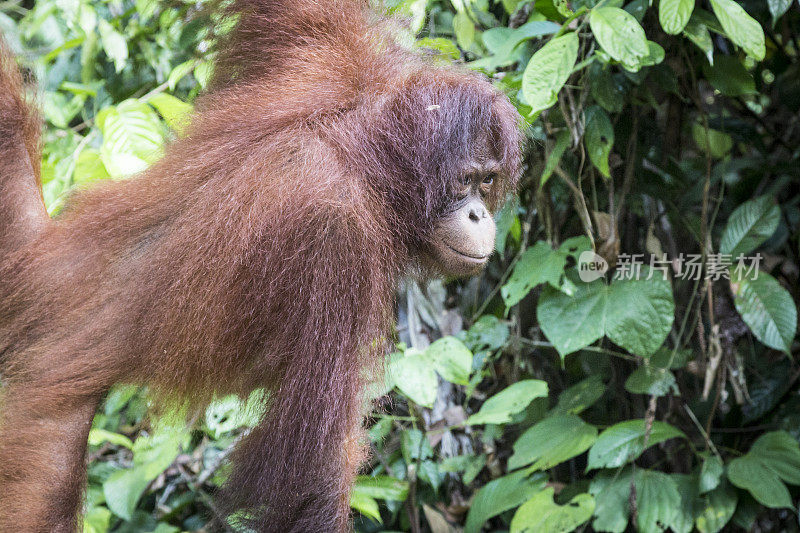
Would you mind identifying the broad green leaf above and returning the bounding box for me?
[88,429,133,449]
[541,129,571,186]
[83,506,112,533]
[584,105,614,178]
[453,11,475,50]
[589,7,649,71]
[605,270,675,356]
[699,455,724,493]
[587,420,685,469]
[640,41,666,67]
[589,469,632,532]
[509,415,598,470]
[464,471,547,533]
[97,99,166,177]
[692,122,732,158]
[589,62,625,113]
[147,93,193,134]
[719,195,780,257]
[73,149,110,185]
[352,475,409,501]
[696,482,738,533]
[103,431,182,520]
[467,380,548,425]
[463,315,510,351]
[624,365,677,396]
[424,336,472,385]
[537,278,606,357]
[683,19,714,64]
[731,272,796,353]
[389,350,438,407]
[728,455,791,508]
[635,470,681,533]
[167,59,196,91]
[349,491,381,522]
[702,55,756,96]
[727,431,800,508]
[474,20,561,69]
[552,375,606,415]
[416,37,461,60]
[522,32,579,114]
[502,241,568,307]
[767,0,792,25]
[589,468,680,533]
[708,0,765,60]
[670,474,698,533]
[97,19,127,73]
[510,488,594,533]
[659,0,694,34]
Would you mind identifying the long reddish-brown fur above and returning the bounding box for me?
[0,1,522,531]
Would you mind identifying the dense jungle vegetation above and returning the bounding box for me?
[1,0,798,530]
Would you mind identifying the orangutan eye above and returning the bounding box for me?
[483,173,496,185]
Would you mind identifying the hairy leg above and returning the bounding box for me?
[0,385,99,532]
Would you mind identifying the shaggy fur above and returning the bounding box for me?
[0,0,522,531]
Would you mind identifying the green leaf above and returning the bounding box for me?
[731,271,796,353]
[88,429,133,449]
[510,488,594,533]
[683,19,714,64]
[587,420,685,469]
[502,241,568,307]
[589,62,625,113]
[589,7,649,71]
[588,469,632,532]
[463,315,510,351]
[83,506,112,533]
[727,431,800,508]
[453,11,475,50]
[73,149,110,185]
[692,122,733,158]
[474,20,561,69]
[659,0,694,34]
[349,491,381,522]
[696,482,738,533]
[605,270,675,356]
[624,365,677,396]
[719,195,780,257]
[589,468,681,533]
[702,55,756,97]
[147,93,193,135]
[708,0,765,60]
[541,129,571,186]
[464,471,547,533]
[538,268,674,358]
[634,470,682,533]
[699,455,724,493]
[522,32,579,114]
[767,0,792,25]
[584,105,614,178]
[103,431,182,520]
[424,336,472,385]
[97,19,128,73]
[537,278,606,357]
[552,375,606,415]
[389,350,438,407]
[509,415,598,470]
[352,475,409,501]
[467,380,548,425]
[97,99,166,177]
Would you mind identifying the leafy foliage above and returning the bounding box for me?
[2,0,799,530]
